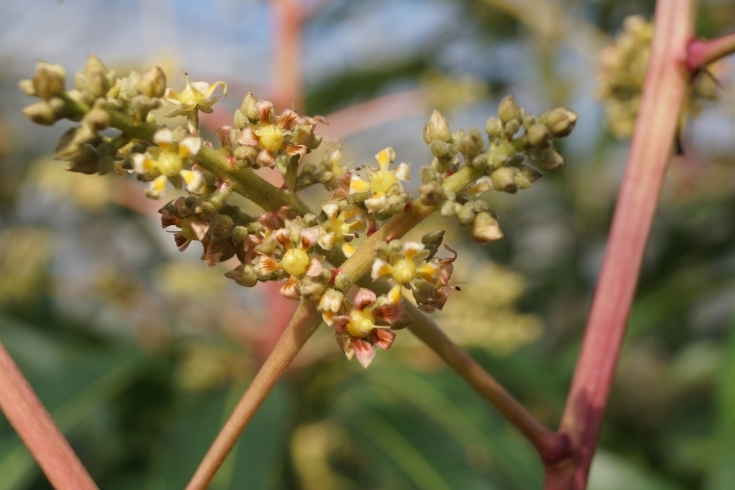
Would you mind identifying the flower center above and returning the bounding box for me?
[391,258,416,284]
[347,309,375,338]
[157,152,183,177]
[370,169,397,194]
[258,125,284,152]
[281,248,309,276]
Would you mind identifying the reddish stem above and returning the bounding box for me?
[548,1,694,488]
[271,0,303,111]
[687,31,735,71]
[184,300,322,490]
[0,342,98,490]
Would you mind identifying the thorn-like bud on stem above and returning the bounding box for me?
[498,95,522,124]
[225,264,259,287]
[470,212,503,243]
[423,109,452,144]
[539,107,578,137]
[137,66,167,98]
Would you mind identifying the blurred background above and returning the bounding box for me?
[2,0,735,489]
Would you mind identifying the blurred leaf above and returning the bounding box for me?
[151,381,292,490]
[588,450,682,490]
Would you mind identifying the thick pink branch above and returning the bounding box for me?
[0,342,98,490]
[687,31,735,71]
[549,1,694,488]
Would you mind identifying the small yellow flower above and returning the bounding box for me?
[349,147,410,213]
[318,202,365,257]
[132,128,204,199]
[164,72,227,116]
[258,226,322,299]
[371,242,440,286]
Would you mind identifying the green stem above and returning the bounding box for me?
[187,110,200,135]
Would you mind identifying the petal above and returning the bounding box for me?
[416,263,440,282]
[146,175,168,199]
[280,275,300,299]
[321,202,340,219]
[387,284,402,304]
[173,233,190,251]
[349,175,371,194]
[256,101,274,125]
[299,227,320,249]
[352,338,376,368]
[341,242,357,258]
[275,109,299,129]
[364,193,386,213]
[371,329,396,350]
[335,332,354,360]
[393,162,410,181]
[305,257,323,277]
[318,232,335,251]
[132,153,152,174]
[258,256,281,275]
[375,147,396,169]
[179,136,202,156]
[153,128,174,151]
[286,144,307,161]
[465,176,493,196]
[402,242,425,259]
[354,288,377,311]
[319,288,344,314]
[180,169,205,193]
[373,302,403,324]
[202,80,228,99]
[236,127,259,146]
[332,315,351,333]
[190,81,210,94]
[256,149,276,167]
[188,219,210,241]
[371,258,392,281]
[273,228,292,248]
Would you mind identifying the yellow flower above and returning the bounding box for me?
[258,226,322,299]
[132,128,204,199]
[318,202,365,258]
[164,72,227,116]
[349,147,410,213]
[371,242,439,286]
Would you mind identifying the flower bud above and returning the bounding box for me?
[539,107,578,137]
[498,95,522,124]
[32,62,66,100]
[504,120,521,138]
[233,110,248,129]
[210,214,234,238]
[532,149,565,170]
[429,139,455,158]
[457,203,477,227]
[490,167,518,193]
[19,79,36,97]
[470,212,503,243]
[240,92,259,121]
[225,264,259,287]
[137,66,167,98]
[421,230,445,260]
[457,128,483,159]
[418,182,445,206]
[66,146,101,174]
[485,117,503,138]
[519,163,543,183]
[423,109,451,144]
[83,107,110,132]
[22,101,57,125]
[526,124,551,147]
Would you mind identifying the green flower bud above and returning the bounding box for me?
[504,120,521,138]
[421,230,445,260]
[423,109,452,144]
[233,109,248,129]
[210,214,234,238]
[225,264,259,287]
[137,66,167,98]
[457,203,477,227]
[22,101,57,125]
[240,92,259,121]
[31,62,66,100]
[531,148,565,170]
[418,182,445,206]
[498,95,522,124]
[470,212,503,243]
[66,146,101,174]
[83,107,110,132]
[526,124,551,147]
[539,107,578,137]
[18,79,36,97]
[491,167,518,193]
[457,127,483,159]
[429,139,456,159]
[519,163,543,183]
[485,117,503,138]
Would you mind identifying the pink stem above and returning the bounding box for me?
[687,31,735,71]
[548,1,694,488]
[0,342,98,490]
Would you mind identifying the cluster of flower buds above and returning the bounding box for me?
[419,96,576,243]
[213,92,326,182]
[20,55,579,369]
[597,15,718,138]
